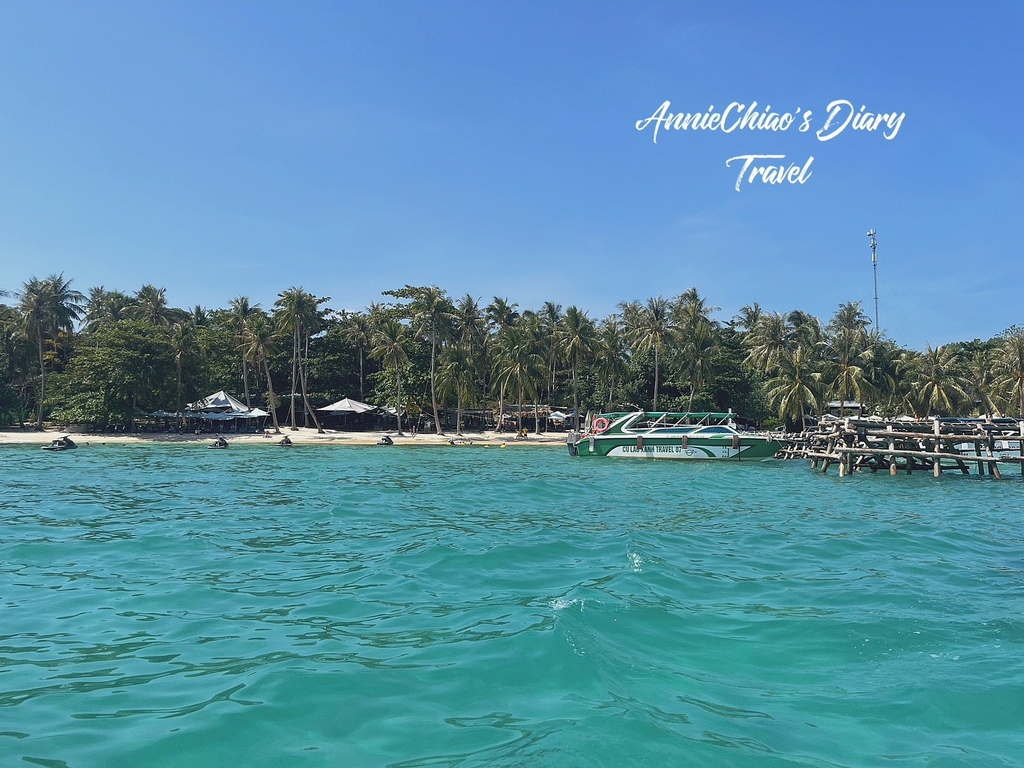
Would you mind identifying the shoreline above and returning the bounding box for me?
[0,426,568,448]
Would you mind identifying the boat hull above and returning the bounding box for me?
[570,435,781,460]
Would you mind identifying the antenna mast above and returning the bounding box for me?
[867,229,878,329]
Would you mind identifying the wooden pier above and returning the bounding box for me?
[779,417,1024,479]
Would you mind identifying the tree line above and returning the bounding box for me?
[2,274,1024,433]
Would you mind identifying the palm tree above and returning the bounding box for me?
[19,273,85,428]
[825,302,871,414]
[731,302,763,333]
[229,296,260,408]
[486,297,519,332]
[84,286,133,332]
[965,348,999,417]
[994,328,1024,417]
[241,312,281,433]
[341,311,373,401]
[370,319,411,434]
[130,284,177,326]
[860,331,900,416]
[485,298,520,432]
[274,287,326,433]
[494,322,545,433]
[452,295,486,413]
[913,344,968,416]
[169,321,197,420]
[409,286,454,435]
[621,296,672,410]
[438,346,475,435]
[673,288,719,332]
[744,311,790,374]
[680,319,716,411]
[595,315,628,409]
[787,310,824,349]
[765,345,823,429]
[539,301,563,405]
[558,306,597,430]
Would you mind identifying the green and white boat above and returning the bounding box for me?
[566,411,783,460]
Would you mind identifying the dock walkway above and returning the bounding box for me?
[779,417,1024,479]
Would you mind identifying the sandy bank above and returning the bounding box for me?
[0,426,569,448]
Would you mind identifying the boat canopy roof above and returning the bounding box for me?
[601,411,735,421]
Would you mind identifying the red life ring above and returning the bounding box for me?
[592,417,611,434]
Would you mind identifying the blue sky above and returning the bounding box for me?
[1,1,1021,350]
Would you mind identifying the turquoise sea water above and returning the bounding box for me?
[2,443,1023,767]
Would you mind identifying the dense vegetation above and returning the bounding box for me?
[2,275,1023,433]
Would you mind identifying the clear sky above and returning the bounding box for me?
[1,1,1021,350]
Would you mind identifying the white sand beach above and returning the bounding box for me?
[0,426,569,448]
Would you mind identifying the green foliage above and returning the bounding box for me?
[8,274,1024,430]
[49,320,175,428]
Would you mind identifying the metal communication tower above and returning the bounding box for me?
[867,229,878,329]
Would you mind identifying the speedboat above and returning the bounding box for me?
[566,411,782,460]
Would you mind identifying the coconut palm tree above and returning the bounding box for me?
[680,319,717,411]
[994,328,1024,417]
[274,287,327,433]
[485,297,519,332]
[370,319,411,434]
[130,284,178,326]
[169,320,196,420]
[744,311,790,374]
[825,302,871,414]
[494,322,545,434]
[539,301,563,404]
[558,306,597,430]
[408,286,454,435]
[765,345,823,429]
[731,302,763,333]
[240,312,281,433]
[229,296,260,408]
[485,298,520,432]
[787,310,824,349]
[19,273,84,428]
[84,286,133,332]
[438,346,475,435]
[452,294,486,412]
[595,315,628,409]
[621,296,672,410]
[965,347,999,417]
[341,311,373,401]
[913,344,968,417]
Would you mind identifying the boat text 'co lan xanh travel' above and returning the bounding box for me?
[566,411,783,461]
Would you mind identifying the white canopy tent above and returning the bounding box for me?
[318,397,377,414]
[185,390,269,423]
[188,390,250,413]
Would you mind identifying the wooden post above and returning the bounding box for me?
[985,432,1002,480]
[1019,421,1023,477]
[933,419,942,477]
